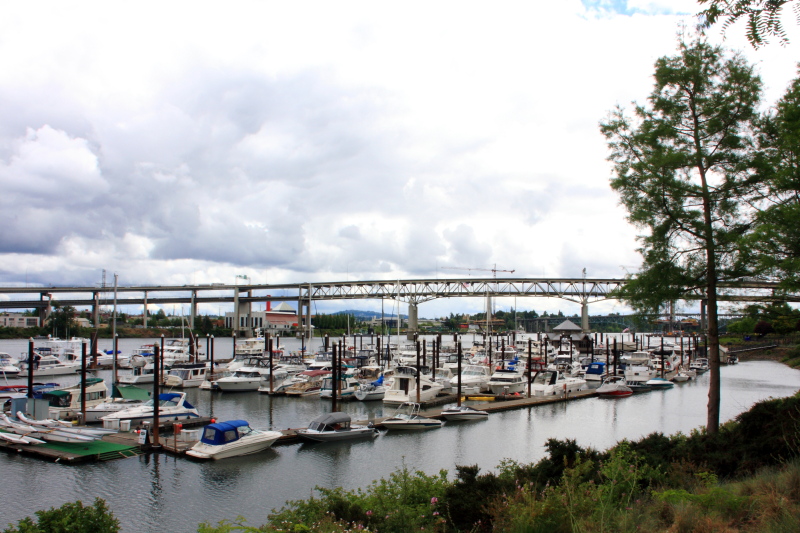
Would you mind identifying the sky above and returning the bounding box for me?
[0,1,798,319]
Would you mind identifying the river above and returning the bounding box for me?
[1,336,798,532]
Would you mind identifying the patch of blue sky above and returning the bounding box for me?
[581,0,694,18]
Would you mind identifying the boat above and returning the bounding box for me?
[671,371,691,383]
[584,361,609,382]
[296,412,379,442]
[83,384,151,423]
[101,392,200,430]
[319,374,360,400]
[164,362,208,388]
[256,368,294,394]
[530,370,586,396]
[381,402,443,430]
[486,368,527,395]
[689,358,709,373]
[284,370,330,397]
[458,365,493,392]
[0,382,61,400]
[16,412,116,437]
[0,414,97,443]
[440,405,489,421]
[186,420,282,460]
[0,431,45,445]
[596,376,633,398]
[354,375,387,401]
[17,354,81,377]
[383,366,444,405]
[646,377,675,389]
[0,353,21,377]
[624,364,657,392]
[41,378,109,420]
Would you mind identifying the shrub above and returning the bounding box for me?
[3,498,119,533]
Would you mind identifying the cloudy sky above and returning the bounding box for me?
[0,1,797,318]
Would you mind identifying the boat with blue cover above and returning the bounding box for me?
[186,420,282,460]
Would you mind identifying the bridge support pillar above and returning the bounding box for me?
[406,302,419,340]
[581,300,590,333]
[40,293,52,326]
[92,291,100,328]
[233,289,252,337]
[190,291,197,330]
[143,291,148,328]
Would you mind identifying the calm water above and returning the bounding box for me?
[1,336,798,533]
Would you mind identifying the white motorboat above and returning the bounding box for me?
[18,354,81,377]
[16,412,116,437]
[118,344,156,369]
[689,358,709,373]
[530,370,586,396]
[296,412,379,442]
[256,368,294,394]
[383,366,444,405]
[440,405,489,421]
[42,377,109,420]
[671,371,691,383]
[458,365,493,392]
[0,414,97,443]
[118,360,157,385]
[354,375,387,401]
[596,376,633,398]
[381,402,443,430]
[216,357,276,392]
[487,368,527,395]
[319,375,360,400]
[0,431,45,445]
[0,353,21,377]
[186,419,282,460]
[165,362,208,388]
[101,392,200,430]
[83,384,151,423]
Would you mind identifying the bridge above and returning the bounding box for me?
[0,276,792,337]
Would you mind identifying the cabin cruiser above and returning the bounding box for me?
[215,357,273,392]
[530,370,585,396]
[440,405,489,421]
[161,339,202,366]
[383,366,444,405]
[165,362,208,388]
[18,354,81,377]
[486,368,527,395]
[117,344,156,369]
[354,375,387,401]
[43,378,109,420]
[319,374,360,400]
[256,368,293,394]
[0,353,21,377]
[84,384,151,423]
[623,363,657,392]
[381,402,442,430]
[101,392,200,430]
[296,412,379,442]
[689,357,709,373]
[584,361,610,382]
[458,365,493,392]
[186,420,282,460]
[118,360,157,385]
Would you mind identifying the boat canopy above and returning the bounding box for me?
[113,385,151,401]
[586,362,606,374]
[158,393,194,409]
[199,420,250,445]
[307,412,352,431]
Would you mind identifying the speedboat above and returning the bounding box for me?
[440,405,489,421]
[458,365,493,392]
[646,377,674,389]
[296,412,379,442]
[596,376,633,398]
[186,420,282,460]
[84,384,151,423]
[284,370,330,397]
[381,402,443,430]
[101,392,200,430]
[689,358,709,373]
[671,371,691,383]
[319,374,360,400]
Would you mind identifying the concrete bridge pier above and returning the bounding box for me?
[581,300,590,333]
[92,291,100,327]
[406,302,419,340]
[143,291,148,328]
[233,289,252,336]
[39,293,52,326]
[190,290,197,329]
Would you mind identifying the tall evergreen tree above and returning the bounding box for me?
[600,35,763,434]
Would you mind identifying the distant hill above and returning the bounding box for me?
[331,309,407,320]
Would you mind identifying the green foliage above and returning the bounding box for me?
[3,498,120,533]
[47,305,79,338]
[698,0,797,47]
[727,316,757,334]
[266,464,448,532]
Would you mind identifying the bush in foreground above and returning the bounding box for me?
[3,498,119,533]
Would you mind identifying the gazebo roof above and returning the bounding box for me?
[552,319,582,332]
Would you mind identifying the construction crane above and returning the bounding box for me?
[441,265,515,278]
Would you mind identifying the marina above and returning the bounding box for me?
[0,336,798,532]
